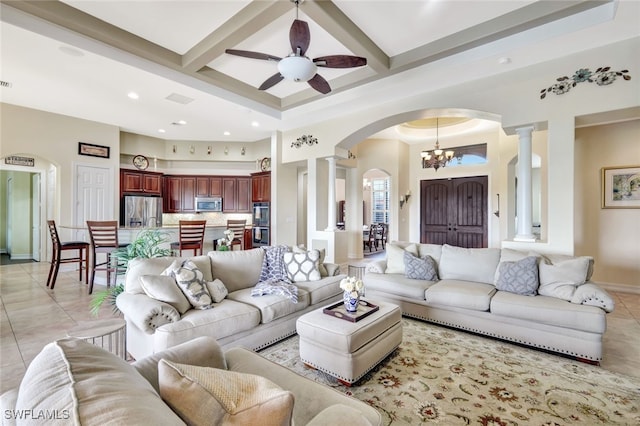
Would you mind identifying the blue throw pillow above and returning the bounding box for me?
[404,251,438,281]
[495,256,539,296]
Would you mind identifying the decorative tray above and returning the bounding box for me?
[323,300,379,323]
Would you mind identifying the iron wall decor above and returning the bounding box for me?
[78,142,110,158]
[540,66,631,99]
[291,135,318,148]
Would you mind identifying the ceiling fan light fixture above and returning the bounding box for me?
[278,56,317,82]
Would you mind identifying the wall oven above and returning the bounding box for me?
[252,227,270,247]
[252,202,269,227]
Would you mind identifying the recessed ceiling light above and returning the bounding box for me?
[251,121,259,127]
[127,92,139,100]
[498,57,512,65]
[171,120,187,126]
[158,129,166,133]
[223,131,231,136]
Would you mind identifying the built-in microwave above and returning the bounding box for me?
[195,197,222,212]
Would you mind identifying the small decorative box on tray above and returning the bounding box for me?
[323,300,380,323]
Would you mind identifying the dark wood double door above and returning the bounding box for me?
[420,176,488,248]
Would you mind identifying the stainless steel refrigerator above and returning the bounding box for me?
[121,195,163,227]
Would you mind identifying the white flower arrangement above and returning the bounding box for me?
[340,276,364,296]
[217,229,235,247]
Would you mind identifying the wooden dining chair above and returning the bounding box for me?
[363,224,377,252]
[46,220,90,290]
[226,219,247,250]
[86,221,124,294]
[171,220,207,256]
[375,223,388,250]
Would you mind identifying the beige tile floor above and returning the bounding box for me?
[1,260,639,395]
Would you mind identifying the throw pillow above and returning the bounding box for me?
[158,360,294,426]
[538,257,590,301]
[206,278,228,303]
[403,251,438,281]
[163,259,213,310]
[139,275,191,314]
[494,256,539,296]
[259,245,291,284]
[293,245,328,277]
[283,250,321,282]
[385,243,419,274]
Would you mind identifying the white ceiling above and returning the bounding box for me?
[1,0,638,143]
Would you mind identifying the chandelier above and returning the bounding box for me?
[421,118,454,171]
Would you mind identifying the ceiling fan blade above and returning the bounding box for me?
[225,49,281,62]
[314,55,367,68]
[290,19,310,56]
[258,73,285,91]
[307,74,331,94]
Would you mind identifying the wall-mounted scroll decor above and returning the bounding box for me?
[540,67,631,99]
[291,135,318,148]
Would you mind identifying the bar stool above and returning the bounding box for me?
[170,220,207,256]
[226,219,247,250]
[86,221,124,294]
[46,220,89,289]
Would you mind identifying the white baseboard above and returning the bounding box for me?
[599,282,640,295]
[7,254,32,260]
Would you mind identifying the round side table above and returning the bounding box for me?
[67,318,127,359]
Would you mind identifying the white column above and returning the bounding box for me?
[514,126,536,242]
[325,157,337,232]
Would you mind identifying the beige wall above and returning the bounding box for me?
[575,120,640,288]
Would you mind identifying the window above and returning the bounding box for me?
[371,177,390,223]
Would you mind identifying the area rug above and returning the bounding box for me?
[259,318,640,425]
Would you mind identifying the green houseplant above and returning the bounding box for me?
[90,229,172,316]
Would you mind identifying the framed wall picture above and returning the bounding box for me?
[601,166,640,208]
[78,142,110,158]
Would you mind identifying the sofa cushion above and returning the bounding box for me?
[228,288,310,324]
[158,360,294,426]
[295,276,343,305]
[126,256,213,294]
[293,245,328,277]
[438,244,501,285]
[571,283,615,312]
[425,280,497,311]
[493,248,541,284]
[140,274,191,314]
[541,253,595,281]
[206,278,229,303]
[385,243,418,274]
[494,256,539,296]
[284,250,321,282]
[365,272,436,300]
[538,257,590,301]
[403,251,438,281]
[16,338,182,425]
[163,259,213,310]
[208,248,264,293]
[417,243,443,263]
[490,291,606,333]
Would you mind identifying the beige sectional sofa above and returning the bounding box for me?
[0,336,381,425]
[116,247,345,360]
[364,242,615,362]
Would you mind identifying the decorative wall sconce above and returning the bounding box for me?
[291,135,318,148]
[399,190,411,209]
[493,194,500,217]
[189,145,195,154]
[207,146,212,155]
[224,146,229,155]
[241,147,246,156]
[362,178,371,191]
[172,145,177,153]
[348,150,356,159]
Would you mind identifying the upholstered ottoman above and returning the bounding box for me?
[296,300,402,385]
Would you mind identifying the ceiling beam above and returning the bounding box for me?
[301,1,389,73]
[182,1,292,72]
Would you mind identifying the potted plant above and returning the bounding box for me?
[216,229,235,251]
[90,229,172,316]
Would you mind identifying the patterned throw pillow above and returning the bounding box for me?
[163,259,213,310]
[259,245,291,284]
[283,250,321,282]
[292,245,328,277]
[403,251,438,281]
[495,256,539,296]
[158,360,294,426]
[205,278,228,303]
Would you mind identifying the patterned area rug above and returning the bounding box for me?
[259,318,640,425]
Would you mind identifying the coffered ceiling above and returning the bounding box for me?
[1,0,637,142]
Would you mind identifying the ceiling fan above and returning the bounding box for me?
[225,0,367,94]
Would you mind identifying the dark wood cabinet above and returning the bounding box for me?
[181,177,196,211]
[251,172,271,202]
[163,176,182,213]
[121,170,162,195]
[236,177,251,212]
[221,177,250,213]
[243,228,252,250]
[196,177,222,197]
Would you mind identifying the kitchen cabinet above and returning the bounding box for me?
[195,177,222,197]
[163,176,182,213]
[251,171,270,202]
[121,170,162,195]
[181,177,196,212]
[243,228,252,250]
[222,177,251,213]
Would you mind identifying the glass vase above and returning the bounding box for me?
[343,290,360,313]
